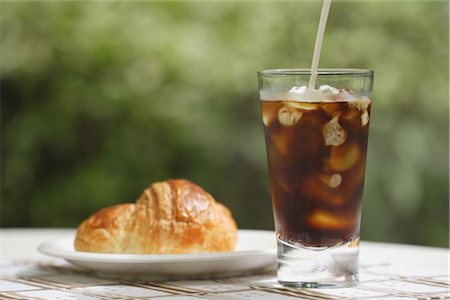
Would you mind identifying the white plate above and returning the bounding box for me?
[38,230,276,279]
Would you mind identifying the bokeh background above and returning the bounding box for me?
[1,1,448,247]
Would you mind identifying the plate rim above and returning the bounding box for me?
[37,229,276,264]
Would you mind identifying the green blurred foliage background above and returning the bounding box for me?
[1,1,448,247]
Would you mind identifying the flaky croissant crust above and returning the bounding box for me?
[74,179,237,254]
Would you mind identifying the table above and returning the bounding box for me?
[1,229,449,299]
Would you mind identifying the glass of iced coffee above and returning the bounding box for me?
[258,69,373,288]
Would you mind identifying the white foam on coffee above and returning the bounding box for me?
[260,85,370,103]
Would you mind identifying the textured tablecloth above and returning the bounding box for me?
[2,229,449,299]
[2,258,449,299]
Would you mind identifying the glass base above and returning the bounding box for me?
[277,237,359,288]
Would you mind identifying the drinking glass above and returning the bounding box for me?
[258,69,374,288]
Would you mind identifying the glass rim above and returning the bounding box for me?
[257,68,374,77]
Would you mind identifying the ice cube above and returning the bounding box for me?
[319,173,342,188]
[341,106,360,122]
[262,109,276,127]
[307,209,354,231]
[347,98,370,126]
[328,142,361,172]
[285,101,318,111]
[302,174,346,206]
[262,113,271,127]
[289,85,308,94]
[283,86,326,102]
[348,98,370,111]
[321,103,341,117]
[322,116,347,146]
[361,111,369,126]
[278,106,303,127]
[270,131,291,156]
[319,84,339,94]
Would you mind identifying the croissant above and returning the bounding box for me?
[74,179,237,254]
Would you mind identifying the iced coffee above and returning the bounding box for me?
[258,70,374,288]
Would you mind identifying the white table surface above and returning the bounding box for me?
[1,228,448,272]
